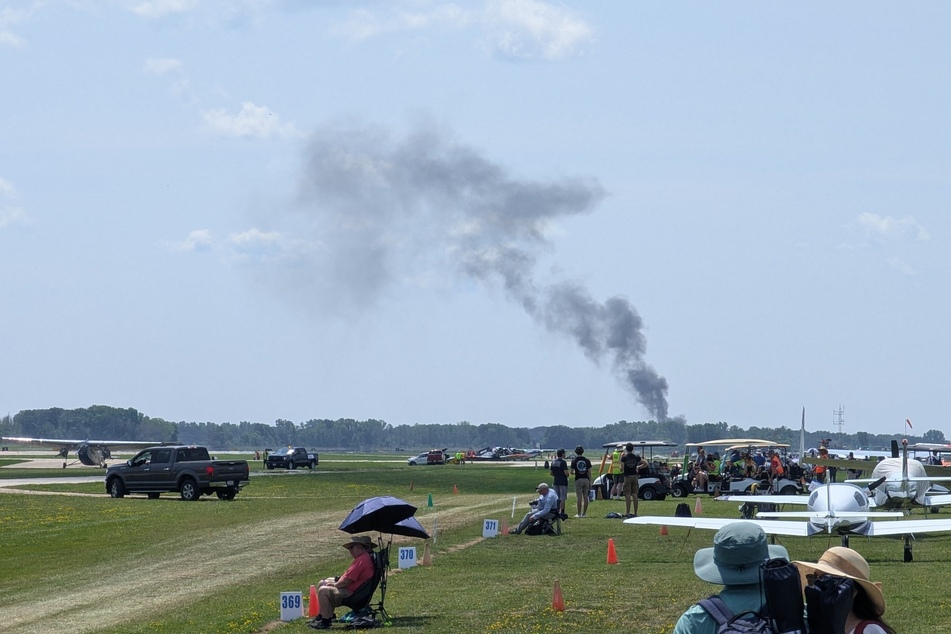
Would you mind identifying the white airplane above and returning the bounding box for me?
[1,436,164,468]
[624,480,951,561]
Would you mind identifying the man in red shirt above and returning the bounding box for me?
[310,535,377,629]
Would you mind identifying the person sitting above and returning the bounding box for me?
[510,482,558,534]
[309,536,377,630]
[793,546,896,634]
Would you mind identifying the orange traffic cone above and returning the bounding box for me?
[308,584,318,617]
[695,496,703,515]
[501,518,509,535]
[421,542,433,566]
[551,580,565,612]
[660,525,669,536]
[606,538,618,564]
[596,486,603,500]
[452,484,459,494]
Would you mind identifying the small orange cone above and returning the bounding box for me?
[452,484,459,494]
[501,518,509,534]
[421,542,433,566]
[695,496,703,515]
[596,486,603,500]
[308,584,318,617]
[660,525,668,536]
[606,538,618,564]
[551,580,565,612]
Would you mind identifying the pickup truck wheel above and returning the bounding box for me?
[216,490,236,501]
[108,477,125,498]
[287,462,296,470]
[147,493,160,499]
[180,478,200,501]
[308,461,315,470]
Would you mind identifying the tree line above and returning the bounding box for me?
[1,406,945,453]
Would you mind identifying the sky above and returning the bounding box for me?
[2,1,950,436]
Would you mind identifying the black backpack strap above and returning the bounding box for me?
[698,595,733,626]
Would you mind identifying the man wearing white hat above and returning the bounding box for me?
[672,522,788,634]
[509,482,558,535]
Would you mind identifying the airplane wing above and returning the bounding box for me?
[803,457,880,471]
[867,518,951,536]
[622,515,812,537]
[717,494,808,505]
[923,493,951,507]
[2,436,85,450]
[2,437,161,450]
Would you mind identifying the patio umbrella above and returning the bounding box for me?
[388,516,429,539]
[339,496,417,534]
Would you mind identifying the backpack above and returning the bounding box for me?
[697,596,773,634]
[675,503,692,517]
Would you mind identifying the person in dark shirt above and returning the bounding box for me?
[620,443,648,518]
[549,448,570,516]
[569,445,593,518]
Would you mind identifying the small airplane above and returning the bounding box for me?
[1,436,165,468]
[623,479,951,561]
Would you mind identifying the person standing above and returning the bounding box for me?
[620,442,647,518]
[609,445,623,499]
[570,445,592,518]
[549,448,569,516]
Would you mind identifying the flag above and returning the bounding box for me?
[906,418,913,429]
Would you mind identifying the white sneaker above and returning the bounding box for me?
[580,514,587,518]
[574,514,582,518]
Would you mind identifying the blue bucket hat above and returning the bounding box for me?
[693,523,788,585]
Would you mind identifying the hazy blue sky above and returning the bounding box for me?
[3,1,949,436]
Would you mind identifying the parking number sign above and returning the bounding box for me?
[483,519,499,538]
[398,546,417,569]
[279,591,303,621]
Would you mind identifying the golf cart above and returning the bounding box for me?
[670,438,804,498]
[593,440,678,501]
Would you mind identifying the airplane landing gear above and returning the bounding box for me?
[840,534,850,548]
[903,535,914,562]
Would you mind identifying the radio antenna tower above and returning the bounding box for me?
[832,405,845,437]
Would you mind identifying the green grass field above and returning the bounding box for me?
[1,454,949,633]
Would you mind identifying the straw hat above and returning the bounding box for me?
[693,523,788,585]
[793,547,885,616]
[342,535,377,551]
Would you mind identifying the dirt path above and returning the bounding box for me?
[2,491,516,634]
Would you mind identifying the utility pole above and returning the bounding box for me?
[832,405,845,440]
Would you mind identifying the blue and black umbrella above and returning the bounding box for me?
[339,496,418,535]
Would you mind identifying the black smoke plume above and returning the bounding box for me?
[295,122,668,420]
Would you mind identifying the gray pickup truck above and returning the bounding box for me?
[104,445,250,501]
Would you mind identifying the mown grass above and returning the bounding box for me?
[2,455,951,633]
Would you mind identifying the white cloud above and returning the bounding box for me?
[202,102,300,139]
[887,256,917,276]
[128,0,199,20]
[856,212,929,242]
[0,5,35,49]
[484,0,594,61]
[0,176,30,228]
[333,4,471,41]
[144,57,183,74]
[332,0,593,61]
[173,229,216,252]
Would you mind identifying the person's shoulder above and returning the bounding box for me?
[672,603,718,634]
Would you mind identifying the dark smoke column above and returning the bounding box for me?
[298,123,669,421]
